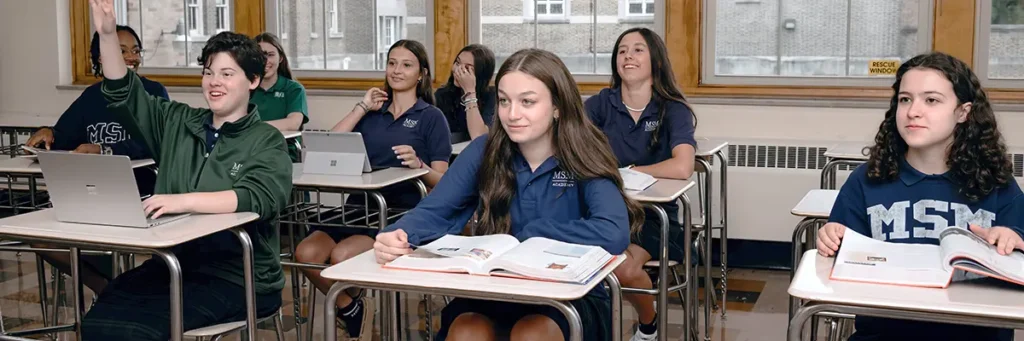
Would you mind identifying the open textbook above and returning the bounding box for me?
[19,145,69,160]
[383,235,616,284]
[619,168,657,191]
[830,226,1024,288]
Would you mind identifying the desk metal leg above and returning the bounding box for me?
[69,247,83,341]
[679,194,694,341]
[153,250,183,341]
[324,283,350,341]
[230,228,258,340]
[789,218,819,322]
[646,204,670,341]
[714,151,729,318]
[606,273,622,341]
[696,157,714,341]
[546,300,583,341]
[369,191,401,341]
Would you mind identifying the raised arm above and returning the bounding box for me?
[92,0,127,80]
[332,88,386,132]
[516,178,631,255]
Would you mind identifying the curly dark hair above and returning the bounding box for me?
[197,31,266,84]
[866,52,1013,202]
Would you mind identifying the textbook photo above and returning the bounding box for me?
[830,226,1024,288]
[383,234,616,284]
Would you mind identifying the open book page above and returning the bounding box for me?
[831,229,952,288]
[939,226,1024,285]
[619,168,657,191]
[488,237,613,284]
[383,234,521,275]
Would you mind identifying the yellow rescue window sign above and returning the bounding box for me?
[868,60,900,76]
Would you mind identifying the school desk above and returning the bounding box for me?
[0,116,54,157]
[0,209,260,341]
[821,142,869,190]
[626,177,698,341]
[694,137,730,324]
[788,189,839,322]
[788,250,1024,341]
[281,165,429,341]
[321,250,626,341]
[451,140,470,156]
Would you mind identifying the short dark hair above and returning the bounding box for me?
[90,25,142,77]
[197,31,266,84]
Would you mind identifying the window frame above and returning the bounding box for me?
[215,0,231,33]
[522,0,571,24]
[973,0,1024,90]
[186,0,205,37]
[700,0,935,88]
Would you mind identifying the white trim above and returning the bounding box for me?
[329,0,341,35]
[114,0,129,25]
[186,0,204,36]
[482,15,620,25]
[620,0,655,17]
[407,16,427,25]
[974,0,1024,88]
[701,0,935,87]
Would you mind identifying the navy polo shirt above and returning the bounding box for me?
[353,98,452,208]
[203,115,219,155]
[829,161,1022,341]
[584,87,697,167]
[382,136,630,298]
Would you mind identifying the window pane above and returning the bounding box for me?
[629,3,642,14]
[713,0,922,78]
[120,0,230,68]
[550,3,563,14]
[481,0,652,75]
[277,0,424,71]
[988,0,1024,79]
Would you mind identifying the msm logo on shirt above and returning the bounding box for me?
[643,121,659,132]
[551,171,576,187]
[230,162,243,178]
[274,92,285,98]
[86,122,129,144]
[867,199,996,241]
[403,118,419,129]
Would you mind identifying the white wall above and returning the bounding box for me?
[4,0,1023,242]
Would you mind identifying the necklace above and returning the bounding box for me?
[623,101,648,112]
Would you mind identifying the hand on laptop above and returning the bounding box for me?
[143,194,193,219]
[72,144,101,154]
[26,128,54,150]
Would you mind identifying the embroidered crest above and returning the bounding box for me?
[643,121,659,132]
[551,171,576,187]
[230,162,243,177]
[274,92,285,98]
[403,118,419,128]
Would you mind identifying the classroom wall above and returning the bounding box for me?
[3,0,1023,243]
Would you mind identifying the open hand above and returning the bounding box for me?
[143,194,193,219]
[970,224,1024,256]
[89,0,117,35]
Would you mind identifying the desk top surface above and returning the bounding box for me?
[0,157,155,174]
[824,142,870,160]
[321,251,626,301]
[0,209,257,249]
[789,250,1024,321]
[291,164,428,189]
[791,189,839,218]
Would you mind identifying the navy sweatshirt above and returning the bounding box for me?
[381,136,630,297]
[829,161,1024,341]
[51,77,168,159]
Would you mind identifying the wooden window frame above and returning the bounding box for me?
[69,0,1024,101]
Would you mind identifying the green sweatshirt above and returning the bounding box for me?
[102,70,292,294]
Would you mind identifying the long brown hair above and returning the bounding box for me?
[866,52,1012,202]
[474,48,645,236]
[611,27,696,151]
[253,32,293,80]
[384,40,435,105]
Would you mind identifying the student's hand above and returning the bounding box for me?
[360,88,388,112]
[73,144,101,154]
[453,65,476,91]
[26,128,54,150]
[816,222,847,257]
[392,145,422,169]
[143,194,193,219]
[969,224,1024,256]
[89,0,117,35]
[374,229,412,264]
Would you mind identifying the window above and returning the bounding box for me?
[271,0,429,72]
[522,0,571,23]
[627,0,655,15]
[114,0,129,24]
[215,0,230,33]
[475,0,662,76]
[974,0,1024,88]
[186,0,204,36]
[703,0,934,87]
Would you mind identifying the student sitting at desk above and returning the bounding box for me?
[28,24,166,297]
[294,39,451,339]
[816,52,1024,341]
[82,1,292,340]
[435,44,496,143]
[584,27,697,341]
[252,32,308,161]
[374,48,646,341]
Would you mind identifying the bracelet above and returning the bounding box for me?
[418,157,426,169]
[461,91,476,101]
[461,97,479,106]
[355,101,369,112]
[464,102,478,111]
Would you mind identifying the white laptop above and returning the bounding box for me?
[37,152,189,228]
[301,131,385,176]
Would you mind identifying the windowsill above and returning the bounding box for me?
[174,34,210,42]
[523,17,571,24]
[618,15,654,24]
[329,32,344,39]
